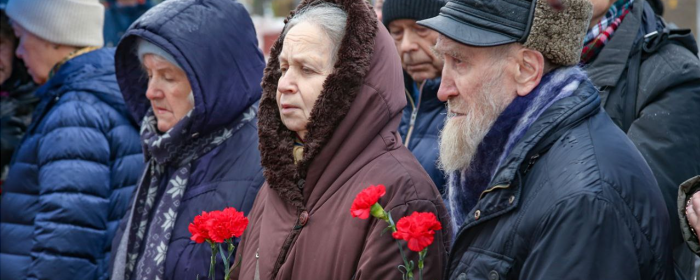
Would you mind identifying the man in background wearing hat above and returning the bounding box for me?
[580,0,700,278]
[419,0,675,278]
[382,0,448,194]
[0,0,142,279]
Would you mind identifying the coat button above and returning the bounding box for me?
[474,210,481,220]
[457,273,467,280]
[299,211,309,226]
[508,195,515,204]
[489,270,499,280]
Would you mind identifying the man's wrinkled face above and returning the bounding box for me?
[143,54,194,132]
[434,36,517,173]
[0,36,14,84]
[277,22,334,140]
[388,19,443,83]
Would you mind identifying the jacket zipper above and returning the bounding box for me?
[404,81,425,148]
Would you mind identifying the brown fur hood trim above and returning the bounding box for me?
[257,0,378,211]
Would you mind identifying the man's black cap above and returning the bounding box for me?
[382,0,447,27]
[418,0,537,47]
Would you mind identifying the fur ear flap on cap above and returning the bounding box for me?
[523,0,593,66]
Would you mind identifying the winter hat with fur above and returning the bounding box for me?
[418,0,592,66]
[5,0,104,47]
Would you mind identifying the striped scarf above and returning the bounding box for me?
[580,0,634,64]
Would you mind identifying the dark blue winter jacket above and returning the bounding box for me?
[109,0,266,279]
[398,73,447,193]
[103,0,154,47]
[446,80,674,280]
[0,48,144,280]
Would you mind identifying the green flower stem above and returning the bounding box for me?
[418,249,427,280]
[387,212,413,280]
[208,242,218,280]
[224,239,237,280]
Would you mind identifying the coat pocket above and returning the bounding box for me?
[450,247,514,280]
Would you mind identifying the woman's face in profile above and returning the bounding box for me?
[143,54,193,132]
[276,22,333,140]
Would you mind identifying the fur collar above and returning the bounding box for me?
[257,0,378,211]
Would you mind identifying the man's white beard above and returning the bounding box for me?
[438,70,512,173]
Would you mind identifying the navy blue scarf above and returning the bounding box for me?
[446,67,588,235]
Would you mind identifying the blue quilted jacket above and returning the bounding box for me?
[398,74,447,193]
[0,48,143,280]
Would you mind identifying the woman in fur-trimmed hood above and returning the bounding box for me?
[231,0,450,279]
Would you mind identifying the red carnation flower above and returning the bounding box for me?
[206,207,249,243]
[189,211,214,244]
[392,212,442,252]
[350,184,387,219]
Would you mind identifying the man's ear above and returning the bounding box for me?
[513,48,544,97]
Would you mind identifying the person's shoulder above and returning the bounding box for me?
[532,111,661,214]
[533,109,653,193]
[372,147,442,206]
[643,40,700,81]
[194,124,264,181]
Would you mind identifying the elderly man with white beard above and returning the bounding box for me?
[418,0,675,278]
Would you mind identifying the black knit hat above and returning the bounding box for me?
[382,0,447,27]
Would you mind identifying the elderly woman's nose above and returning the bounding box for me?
[145,83,164,100]
[278,71,297,94]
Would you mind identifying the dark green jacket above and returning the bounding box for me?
[583,1,700,279]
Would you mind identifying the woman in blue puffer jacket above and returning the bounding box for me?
[0,0,143,279]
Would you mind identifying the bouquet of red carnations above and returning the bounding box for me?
[188,207,248,280]
[351,185,442,280]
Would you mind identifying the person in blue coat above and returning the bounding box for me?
[103,0,154,47]
[0,0,143,279]
[382,0,447,194]
[108,0,266,279]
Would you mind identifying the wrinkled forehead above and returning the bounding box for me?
[434,34,499,61]
[279,23,332,63]
[141,53,178,71]
[387,18,419,29]
[433,35,469,60]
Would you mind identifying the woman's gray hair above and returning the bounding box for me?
[281,3,348,68]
